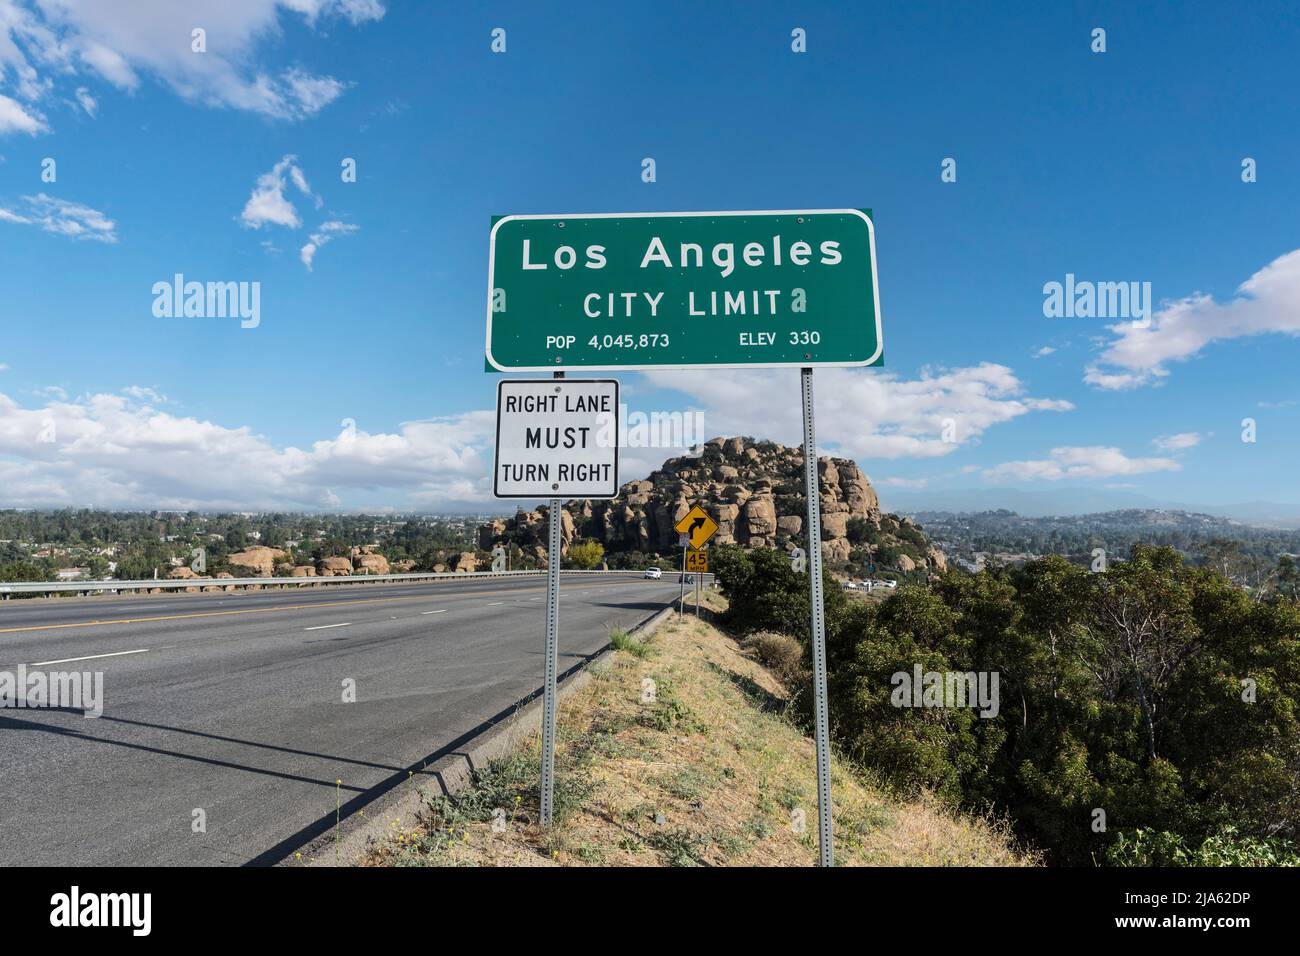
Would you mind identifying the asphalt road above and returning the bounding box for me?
[0,575,680,865]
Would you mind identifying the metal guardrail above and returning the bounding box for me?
[0,568,714,597]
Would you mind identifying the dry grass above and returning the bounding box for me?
[742,631,807,688]
[366,596,1035,868]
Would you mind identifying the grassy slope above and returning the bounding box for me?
[366,596,1033,867]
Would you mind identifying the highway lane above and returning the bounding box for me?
[0,575,680,865]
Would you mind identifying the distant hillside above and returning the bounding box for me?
[884,486,1300,528]
[479,437,945,577]
[917,508,1300,591]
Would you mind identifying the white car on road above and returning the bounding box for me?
[643,567,663,579]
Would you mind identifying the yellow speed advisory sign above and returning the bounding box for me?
[686,550,709,573]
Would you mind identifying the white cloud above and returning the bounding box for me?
[0,192,115,241]
[642,363,1073,461]
[72,85,95,116]
[880,476,929,489]
[300,219,356,270]
[0,0,384,134]
[0,387,494,510]
[1152,431,1203,452]
[240,155,313,229]
[1086,248,1300,389]
[0,91,44,132]
[983,446,1180,483]
[1033,346,1056,358]
[120,385,169,404]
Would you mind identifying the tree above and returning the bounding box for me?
[565,539,604,570]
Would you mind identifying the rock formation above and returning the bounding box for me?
[478,436,936,574]
[228,546,287,576]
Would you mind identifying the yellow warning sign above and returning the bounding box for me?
[686,550,709,573]
[674,505,718,550]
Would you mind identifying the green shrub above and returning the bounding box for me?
[712,543,1300,865]
[1106,826,1300,867]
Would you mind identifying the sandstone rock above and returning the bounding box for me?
[450,551,477,573]
[821,512,849,539]
[317,556,353,575]
[823,538,852,562]
[355,553,390,575]
[479,519,507,550]
[926,547,947,571]
[167,567,198,580]
[744,496,777,536]
[474,435,921,568]
[229,546,287,576]
[290,566,316,577]
[896,554,917,573]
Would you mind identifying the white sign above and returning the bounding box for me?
[493,379,619,498]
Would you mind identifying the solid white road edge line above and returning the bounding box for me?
[304,623,352,631]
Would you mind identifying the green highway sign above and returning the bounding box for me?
[485,209,882,371]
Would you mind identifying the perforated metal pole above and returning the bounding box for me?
[540,372,564,828]
[802,367,834,867]
[679,542,687,619]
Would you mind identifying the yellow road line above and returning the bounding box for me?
[0,578,643,636]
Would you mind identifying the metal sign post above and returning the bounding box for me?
[540,488,562,827]
[678,535,688,620]
[539,370,564,828]
[801,366,834,867]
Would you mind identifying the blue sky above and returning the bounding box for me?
[1,0,1298,514]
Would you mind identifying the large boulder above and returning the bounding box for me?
[290,565,316,577]
[354,553,390,575]
[317,556,353,575]
[228,546,287,576]
[449,551,477,573]
[823,538,852,562]
[479,519,507,551]
[743,496,777,537]
[821,512,850,539]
